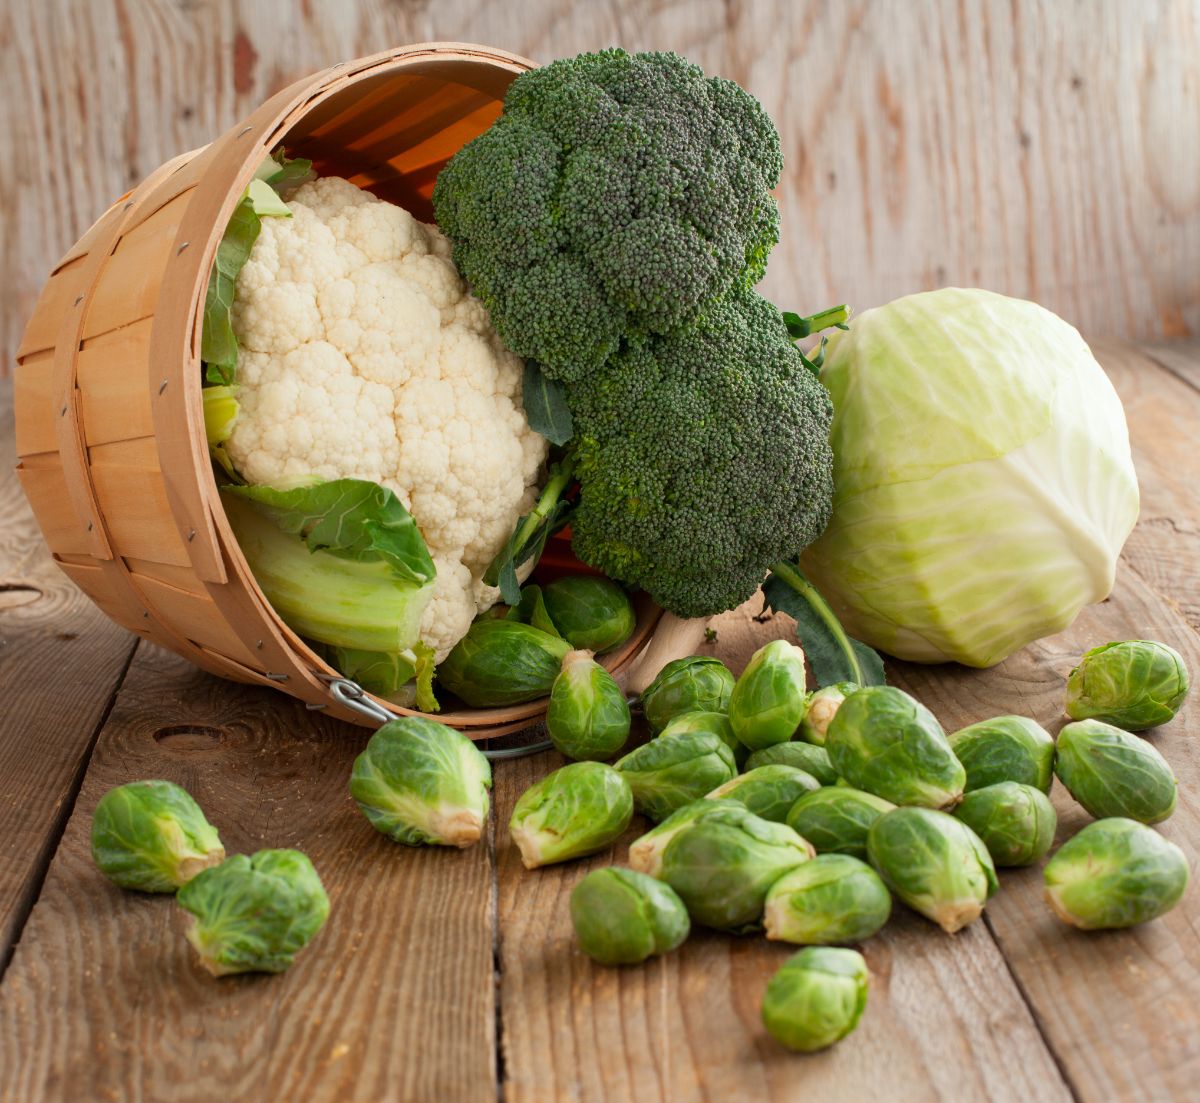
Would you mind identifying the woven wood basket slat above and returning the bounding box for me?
[14,43,662,733]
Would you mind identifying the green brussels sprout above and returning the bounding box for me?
[952,782,1057,867]
[826,686,966,809]
[176,849,329,975]
[350,718,492,847]
[800,682,859,746]
[627,799,725,877]
[706,765,820,823]
[90,780,225,892]
[542,575,636,653]
[509,762,633,868]
[640,657,735,733]
[1055,719,1177,824]
[657,802,814,931]
[728,640,809,751]
[570,867,690,964]
[744,741,838,786]
[615,732,737,822]
[437,619,571,706]
[659,710,747,768]
[1044,817,1189,929]
[785,788,895,860]
[764,855,892,945]
[547,651,631,761]
[867,807,997,933]
[1065,640,1190,729]
[948,716,1055,793]
[761,947,869,1052]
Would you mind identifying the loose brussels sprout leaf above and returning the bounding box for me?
[785,787,895,861]
[826,686,965,809]
[953,782,1057,867]
[764,854,892,945]
[177,849,329,976]
[509,762,633,868]
[91,780,225,893]
[1065,640,1190,730]
[800,682,858,746]
[350,718,492,847]
[948,716,1055,793]
[707,765,820,823]
[437,619,572,707]
[761,946,869,1052]
[570,867,690,965]
[547,651,632,761]
[744,741,838,786]
[506,584,562,637]
[659,710,747,768]
[640,657,735,733]
[615,732,737,823]
[728,640,809,751]
[542,575,637,653]
[658,803,814,931]
[1044,817,1189,929]
[1055,719,1177,823]
[867,807,996,933]
[627,799,726,878]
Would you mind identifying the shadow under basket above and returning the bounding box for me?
[13,42,662,737]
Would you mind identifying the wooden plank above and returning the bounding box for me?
[0,643,497,1103]
[1142,340,1200,393]
[495,610,1071,1103]
[0,382,138,964]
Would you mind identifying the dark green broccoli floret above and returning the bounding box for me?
[567,290,834,617]
[433,48,782,382]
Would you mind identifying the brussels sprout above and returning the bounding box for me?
[826,686,965,809]
[1065,640,1190,729]
[764,855,892,945]
[350,718,492,847]
[867,807,997,933]
[745,741,838,786]
[953,782,1057,867]
[176,849,329,975]
[707,765,820,823]
[800,682,859,746]
[627,799,725,877]
[90,780,224,893]
[1055,719,1177,823]
[1044,817,1189,929]
[615,732,737,822]
[547,651,631,761]
[437,619,572,706]
[657,802,814,931]
[542,575,636,653]
[728,640,809,751]
[761,947,869,1052]
[570,867,690,964]
[948,716,1055,793]
[659,710,747,768]
[640,657,735,733]
[509,762,633,868]
[785,788,895,860]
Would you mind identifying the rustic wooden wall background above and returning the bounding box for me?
[3,0,1199,378]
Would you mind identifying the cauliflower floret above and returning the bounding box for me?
[226,176,549,660]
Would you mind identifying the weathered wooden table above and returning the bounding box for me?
[1,341,1197,1103]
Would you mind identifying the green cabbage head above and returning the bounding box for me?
[802,288,1139,667]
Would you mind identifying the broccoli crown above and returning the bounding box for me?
[433,48,783,382]
[567,290,834,617]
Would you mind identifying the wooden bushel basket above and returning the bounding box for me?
[13,43,662,735]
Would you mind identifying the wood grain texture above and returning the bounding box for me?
[3,0,1198,381]
[0,382,138,965]
[0,643,497,1103]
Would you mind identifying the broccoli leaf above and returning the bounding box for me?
[763,560,886,687]
[227,479,436,586]
[522,360,575,446]
[201,196,262,383]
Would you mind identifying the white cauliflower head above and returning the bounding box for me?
[225,176,548,659]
